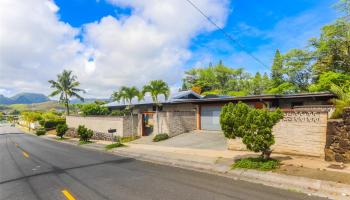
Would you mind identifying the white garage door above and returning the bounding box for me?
[201,106,222,131]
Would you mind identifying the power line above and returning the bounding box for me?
[184,0,270,70]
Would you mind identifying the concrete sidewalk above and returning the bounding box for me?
[41,134,350,200]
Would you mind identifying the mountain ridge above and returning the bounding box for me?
[0,93,50,105]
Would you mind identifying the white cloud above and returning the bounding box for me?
[0,0,229,98]
[0,0,85,96]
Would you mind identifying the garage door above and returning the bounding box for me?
[201,106,222,131]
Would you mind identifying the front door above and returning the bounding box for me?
[142,113,154,136]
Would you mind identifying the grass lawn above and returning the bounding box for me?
[78,141,93,145]
[232,157,280,171]
[105,143,126,150]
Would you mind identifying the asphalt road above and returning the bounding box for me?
[0,125,325,200]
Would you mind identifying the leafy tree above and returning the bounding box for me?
[220,102,283,159]
[250,72,270,95]
[220,102,251,139]
[56,124,68,139]
[48,70,85,115]
[283,49,312,92]
[77,125,93,142]
[334,0,350,20]
[310,20,350,76]
[78,103,110,116]
[330,83,350,118]
[21,112,42,130]
[271,49,284,87]
[309,71,350,92]
[243,108,283,159]
[143,80,170,134]
[117,86,143,137]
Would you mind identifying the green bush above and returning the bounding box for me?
[56,124,68,138]
[220,102,283,159]
[232,157,280,171]
[43,119,65,130]
[79,103,110,116]
[77,125,93,142]
[35,128,46,136]
[109,109,130,116]
[153,133,169,142]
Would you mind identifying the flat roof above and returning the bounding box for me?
[105,92,335,108]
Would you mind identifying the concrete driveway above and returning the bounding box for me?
[132,130,228,150]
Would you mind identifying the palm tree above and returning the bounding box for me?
[330,83,350,118]
[48,70,85,115]
[117,86,143,137]
[143,80,170,134]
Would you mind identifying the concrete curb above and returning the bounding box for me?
[41,135,350,200]
[112,150,350,200]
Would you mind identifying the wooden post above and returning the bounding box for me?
[196,104,201,130]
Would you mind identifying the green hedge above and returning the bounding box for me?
[35,128,46,136]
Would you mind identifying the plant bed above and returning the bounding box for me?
[105,142,126,150]
[232,157,280,171]
[153,133,169,142]
[120,136,140,143]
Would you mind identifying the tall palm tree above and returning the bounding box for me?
[48,70,85,115]
[330,83,350,118]
[143,80,170,134]
[117,86,143,137]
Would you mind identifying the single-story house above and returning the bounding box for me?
[104,91,335,132]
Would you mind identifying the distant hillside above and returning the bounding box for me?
[0,93,50,105]
[0,101,64,112]
[70,98,110,104]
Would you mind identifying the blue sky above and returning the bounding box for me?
[55,0,339,73]
[0,0,341,97]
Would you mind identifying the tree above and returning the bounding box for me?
[309,71,350,92]
[283,49,312,92]
[21,112,42,130]
[117,86,143,137]
[143,80,170,134]
[220,102,283,159]
[78,103,110,116]
[334,0,350,20]
[310,20,350,76]
[243,108,283,159]
[271,49,284,87]
[48,70,85,115]
[56,124,68,139]
[330,83,350,118]
[77,125,93,142]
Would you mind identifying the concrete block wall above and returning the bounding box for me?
[228,110,328,157]
[153,111,196,137]
[66,116,125,138]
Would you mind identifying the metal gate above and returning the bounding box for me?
[201,106,222,131]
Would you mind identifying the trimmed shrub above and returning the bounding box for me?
[77,125,93,142]
[220,102,283,159]
[56,124,68,139]
[153,133,169,142]
[35,128,46,136]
